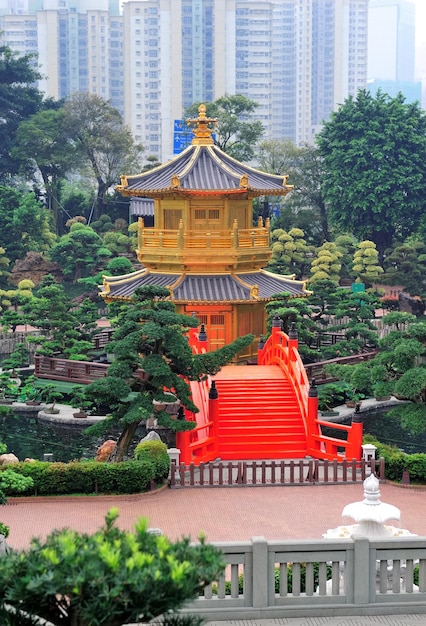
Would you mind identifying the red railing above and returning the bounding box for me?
[258,322,310,436]
[176,327,219,464]
[258,321,362,462]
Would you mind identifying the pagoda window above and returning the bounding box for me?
[193,208,221,230]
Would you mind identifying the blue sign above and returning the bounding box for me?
[173,119,192,154]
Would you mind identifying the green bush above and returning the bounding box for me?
[0,521,9,538]
[0,509,225,626]
[363,435,426,483]
[0,459,156,496]
[134,439,170,481]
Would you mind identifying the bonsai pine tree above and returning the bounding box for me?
[84,285,254,461]
[23,275,99,359]
[0,508,224,626]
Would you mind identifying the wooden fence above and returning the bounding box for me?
[170,457,384,488]
[304,350,378,384]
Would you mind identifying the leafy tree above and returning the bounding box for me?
[0,44,43,180]
[0,508,224,626]
[382,240,426,295]
[352,240,384,284]
[13,108,78,234]
[23,277,99,358]
[49,222,112,282]
[267,227,312,277]
[258,141,329,241]
[265,294,319,362]
[310,241,342,284]
[84,285,254,461]
[334,234,357,281]
[317,90,426,255]
[63,93,144,221]
[0,186,56,262]
[185,95,264,161]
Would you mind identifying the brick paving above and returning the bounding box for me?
[2,482,426,550]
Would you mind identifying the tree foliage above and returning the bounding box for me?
[0,185,56,263]
[23,276,99,358]
[317,90,426,254]
[49,222,111,282]
[0,508,224,626]
[0,44,43,180]
[258,140,329,241]
[13,108,78,234]
[63,93,144,221]
[185,94,264,161]
[268,227,312,277]
[382,240,426,295]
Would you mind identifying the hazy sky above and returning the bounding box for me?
[413,0,426,45]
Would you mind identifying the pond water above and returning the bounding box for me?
[363,410,426,454]
[324,410,426,455]
[0,411,149,462]
[1,407,423,461]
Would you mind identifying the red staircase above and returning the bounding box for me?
[214,366,308,459]
[177,320,363,465]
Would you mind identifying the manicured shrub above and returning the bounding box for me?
[134,439,170,481]
[363,435,426,483]
[0,459,156,496]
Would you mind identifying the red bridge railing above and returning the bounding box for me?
[258,317,363,462]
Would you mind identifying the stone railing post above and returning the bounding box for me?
[352,535,371,605]
[252,536,268,608]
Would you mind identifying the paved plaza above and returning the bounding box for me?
[2,481,426,626]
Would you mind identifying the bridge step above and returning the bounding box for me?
[213,367,308,460]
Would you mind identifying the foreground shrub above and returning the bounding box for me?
[0,508,225,626]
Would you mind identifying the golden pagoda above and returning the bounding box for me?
[101,104,308,360]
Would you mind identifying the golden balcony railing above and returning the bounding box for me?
[136,222,271,271]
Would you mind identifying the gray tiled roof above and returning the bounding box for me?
[240,271,307,298]
[103,270,180,299]
[121,145,290,196]
[102,269,307,302]
[173,274,251,301]
[129,197,154,217]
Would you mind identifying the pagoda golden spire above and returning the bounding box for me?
[187,103,218,145]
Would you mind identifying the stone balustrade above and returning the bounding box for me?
[182,535,426,620]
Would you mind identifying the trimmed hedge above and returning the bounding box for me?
[364,435,426,483]
[0,459,156,496]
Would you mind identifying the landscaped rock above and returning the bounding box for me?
[139,431,163,445]
[95,440,116,462]
[398,291,425,317]
[0,453,19,465]
[10,251,63,286]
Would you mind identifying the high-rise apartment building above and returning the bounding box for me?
[0,0,369,160]
[367,0,421,103]
[0,0,124,112]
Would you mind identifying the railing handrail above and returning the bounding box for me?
[258,328,310,435]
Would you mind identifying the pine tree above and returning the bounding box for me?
[85,286,254,461]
